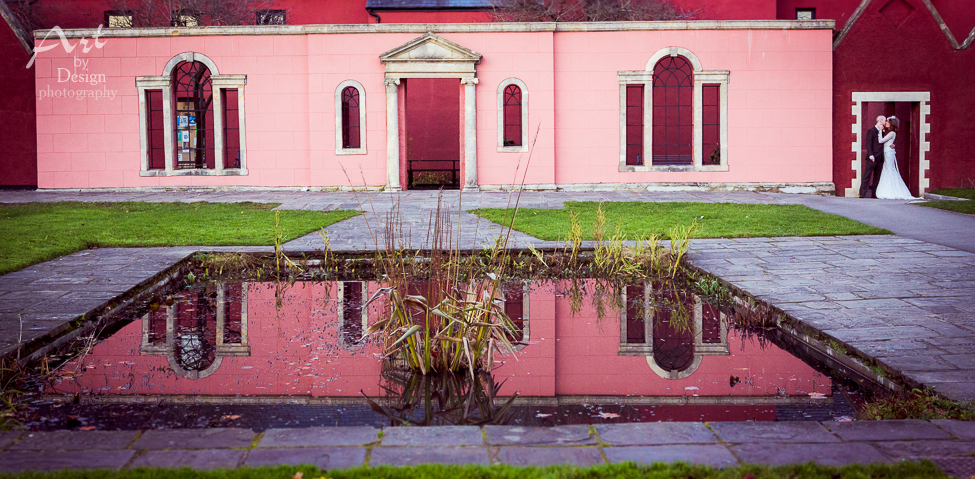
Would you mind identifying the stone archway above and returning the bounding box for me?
[379,33,482,191]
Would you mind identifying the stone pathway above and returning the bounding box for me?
[0,422,972,474]
[687,236,975,401]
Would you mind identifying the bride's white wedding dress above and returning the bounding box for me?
[875,131,918,200]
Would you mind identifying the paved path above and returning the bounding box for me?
[0,422,973,474]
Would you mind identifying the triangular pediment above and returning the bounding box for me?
[380,33,482,64]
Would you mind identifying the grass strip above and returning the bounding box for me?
[0,202,360,275]
[0,461,950,479]
[472,202,889,241]
[930,188,975,200]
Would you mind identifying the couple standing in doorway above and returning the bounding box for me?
[860,115,917,199]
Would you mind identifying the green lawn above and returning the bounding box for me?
[473,202,889,241]
[0,461,949,479]
[931,188,975,200]
[922,189,975,215]
[0,202,359,275]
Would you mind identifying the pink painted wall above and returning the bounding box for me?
[34,27,830,189]
[552,29,833,185]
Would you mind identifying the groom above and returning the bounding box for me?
[860,115,886,198]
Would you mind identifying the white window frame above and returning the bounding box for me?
[136,52,247,177]
[497,77,528,153]
[619,47,729,173]
[335,80,367,155]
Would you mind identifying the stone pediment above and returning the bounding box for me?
[380,33,481,79]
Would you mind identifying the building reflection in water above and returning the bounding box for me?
[619,282,729,380]
[140,282,251,379]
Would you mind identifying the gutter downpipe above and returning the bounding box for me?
[367,8,381,23]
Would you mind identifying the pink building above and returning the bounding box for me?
[29,20,835,192]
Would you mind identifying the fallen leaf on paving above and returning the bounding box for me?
[78,426,96,431]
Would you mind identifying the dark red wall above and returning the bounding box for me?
[832,0,975,195]
[0,23,37,187]
[405,78,461,187]
[775,0,857,24]
[929,0,975,45]
[675,0,775,20]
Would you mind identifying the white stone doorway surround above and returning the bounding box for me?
[379,33,482,191]
[848,92,930,197]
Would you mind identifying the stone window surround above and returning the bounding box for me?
[618,46,729,173]
[337,281,368,351]
[496,78,529,153]
[618,283,729,380]
[136,52,248,177]
[335,80,367,155]
[848,91,931,198]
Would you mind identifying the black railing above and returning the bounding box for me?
[408,159,460,190]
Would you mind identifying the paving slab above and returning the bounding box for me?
[709,421,839,443]
[380,426,482,447]
[131,449,245,470]
[931,420,975,440]
[603,445,738,467]
[0,432,23,450]
[826,419,954,442]
[244,447,366,469]
[730,443,890,466]
[869,440,975,459]
[133,428,255,449]
[493,446,604,466]
[9,431,139,451]
[0,451,136,472]
[258,427,378,447]
[370,446,491,466]
[595,423,717,446]
[484,425,595,446]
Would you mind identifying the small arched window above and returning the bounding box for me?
[652,55,693,166]
[341,86,360,149]
[335,80,367,155]
[497,78,528,152]
[503,84,522,147]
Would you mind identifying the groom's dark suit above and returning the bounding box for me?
[860,125,885,198]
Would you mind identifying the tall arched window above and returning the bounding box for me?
[497,78,528,152]
[652,55,694,166]
[173,61,215,169]
[137,52,247,176]
[503,84,522,147]
[341,86,360,149]
[335,80,367,155]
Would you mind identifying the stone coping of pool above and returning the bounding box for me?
[0,422,973,473]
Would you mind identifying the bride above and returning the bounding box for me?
[875,116,918,200]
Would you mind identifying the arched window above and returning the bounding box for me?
[341,86,360,149]
[172,61,214,169]
[335,80,367,155]
[497,78,528,152]
[652,55,693,166]
[136,52,247,176]
[503,84,522,147]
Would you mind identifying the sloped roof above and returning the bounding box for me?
[365,0,494,10]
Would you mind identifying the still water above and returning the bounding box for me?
[25,279,856,430]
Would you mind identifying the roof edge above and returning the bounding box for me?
[1,1,33,55]
[33,20,836,40]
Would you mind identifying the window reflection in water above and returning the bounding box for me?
[339,281,367,351]
[140,282,250,379]
[619,282,729,379]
